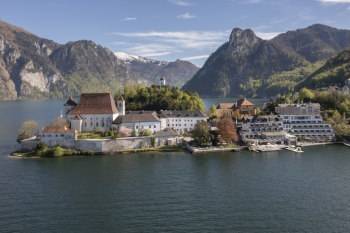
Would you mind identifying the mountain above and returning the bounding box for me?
[114,52,198,87]
[0,20,198,100]
[183,24,350,97]
[297,49,350,90]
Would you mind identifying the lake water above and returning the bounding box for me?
[1,100,350,233]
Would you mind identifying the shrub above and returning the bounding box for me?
[53,146,65,157]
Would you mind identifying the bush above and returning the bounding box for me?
[53,146,65,157]
[140,129,153,137]
[191,121,211,146]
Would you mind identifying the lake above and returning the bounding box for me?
[1,100,350,233]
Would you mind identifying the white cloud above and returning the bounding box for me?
[318,0,350,4]
[112,30,228,49]
[122,17,137,21]
[111,29,281,59]
[123,43,177,57]
[168,0,192,6]
[177,12,196,19]
[181,54,210,61]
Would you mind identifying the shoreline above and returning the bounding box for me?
[10,141,348,159]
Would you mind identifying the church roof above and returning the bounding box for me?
[69,93,118,115]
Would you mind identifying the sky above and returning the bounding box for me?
[1,0,350,66]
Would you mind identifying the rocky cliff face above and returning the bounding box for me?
[183,24,350,97]
[0,20,64,99]
[0,20,198,100]
[183,28,305,97]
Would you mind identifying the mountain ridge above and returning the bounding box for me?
[0,20,198,100]
[183,24,350,97]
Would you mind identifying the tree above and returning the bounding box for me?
[217,117,240,143]
[17,120,39,142]
[299,88,315,102]
[140,129,153,137]
[208,105,218,118]
[117,84,205,112]
[191,121,211,146]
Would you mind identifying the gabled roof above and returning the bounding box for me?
[69,93,118,115]
[237,98,254,107]
[64,96,77,107]
[154,128,179,137]
[42,118,72,133]
[114,111,160,124]
[217,103,234,109]
[158,110,207,118]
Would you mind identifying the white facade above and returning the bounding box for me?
[68,113,118,132]
[239,115,295,144]
[40,131,76,147]
[116,121,161,134]
[276,103,335,142]
[160,117,206,134]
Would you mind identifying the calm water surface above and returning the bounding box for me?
[1,100,350,233]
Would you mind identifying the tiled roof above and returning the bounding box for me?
[217,103,234,109]
[154,128,179,137]
[42,118,72,133]
[114,111,160,124]
[69,93,118,115]
[237,98,254,107]
[159,110,207,118]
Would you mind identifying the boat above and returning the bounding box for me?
[248,141,260,152]
[248,143,284,152]
[285,145,304,153]
[343,142,350,147]
[257,143,284,152]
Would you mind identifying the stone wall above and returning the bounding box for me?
[102,137,153,152]
[37,136,179,153]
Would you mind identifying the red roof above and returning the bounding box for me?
[42,118,72,133]
[69,93,118,115]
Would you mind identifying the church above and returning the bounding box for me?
[64,93,125,132]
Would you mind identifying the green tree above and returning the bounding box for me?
[208,105,218,118]
[299,88,315,102]
[117,84,205,112]
[191,121,211,146]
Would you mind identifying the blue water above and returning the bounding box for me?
[1,100,350,233]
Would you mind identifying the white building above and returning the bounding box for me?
[275,103,335,142]
[239,115,296,145]
[113,111,162,135]
[67,93,125,132]
[158,110,208,134]
[39,118,77,147]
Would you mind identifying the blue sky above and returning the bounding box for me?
[1,0,350,66]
